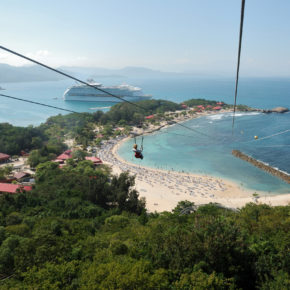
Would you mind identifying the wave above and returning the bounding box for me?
[255,158,290,176]
[89,106,111,110]
[206,112,261,121]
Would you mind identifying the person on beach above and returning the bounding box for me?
[133,144,143,160]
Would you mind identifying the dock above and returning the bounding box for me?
[232,150,290,184]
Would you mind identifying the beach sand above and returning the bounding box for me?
[97,110,290,212]
[98,137,290,212]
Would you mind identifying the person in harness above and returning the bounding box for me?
[133,143,143,160]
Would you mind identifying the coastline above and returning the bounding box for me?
[98,111,290,212]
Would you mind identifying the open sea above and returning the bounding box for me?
[1,76,290,193]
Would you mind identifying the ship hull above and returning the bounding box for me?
[64,94,151,102]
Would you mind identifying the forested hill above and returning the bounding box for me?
[0,169,289,289]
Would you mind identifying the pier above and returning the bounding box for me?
[232,150,290,184]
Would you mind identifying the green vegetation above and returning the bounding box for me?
[0,166,13,181]
[183,98,222,107]
[106,99,181,123]
[0,123,47,155]
[236,104,254,111]
[0,173,289,290]
[27,141,67,168]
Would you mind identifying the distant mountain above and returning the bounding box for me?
[0,64,203,83]
[59,66,186,79]
[0,63,66,83]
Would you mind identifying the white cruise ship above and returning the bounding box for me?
[63,82,152,102]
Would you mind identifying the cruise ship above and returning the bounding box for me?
[63,82,152,102]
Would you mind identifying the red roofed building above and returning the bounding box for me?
[85,156,103,165]
[213,106,222,110]
[0,183,32,194]
[217,102,224,105]
[145,115,154,119]
[197,105,205,110]
[56,151,73,160]
[0,153,10,163]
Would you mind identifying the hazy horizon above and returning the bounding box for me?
[1,0,290,77]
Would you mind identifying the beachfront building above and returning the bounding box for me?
[54,150,73,164]
[13,172,32,183]
[0,153,10,164]
[0,183,32,194]
[53,150,103,167]
[85,156,103,166]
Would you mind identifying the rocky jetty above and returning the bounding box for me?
[232,150,290,184]
[263,107,289,113]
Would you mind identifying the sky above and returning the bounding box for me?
[1,0,290,76]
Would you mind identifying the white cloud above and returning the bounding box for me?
[0,49,52,66]
[0,51,30,66]
[26,50,52,60]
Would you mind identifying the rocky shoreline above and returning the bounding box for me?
[261,106,289,113]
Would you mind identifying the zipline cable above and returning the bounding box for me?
[0,45,210,138]
[0,93,78,113]
[232,0,246,133]
[254,129,290,141]
[0,46,144,110]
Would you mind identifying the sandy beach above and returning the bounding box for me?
[96,109,290,212]
[98,133,290,212]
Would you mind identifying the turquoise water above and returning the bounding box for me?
[118,112,290,193]
[1,77,290,126]
[0,80,113,126]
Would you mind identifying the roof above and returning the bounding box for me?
[213,106,222,110]
[14,172,30,179]
[0,183,32,194]
[145,115,154,119]
[57,152,73,160]
[0,153,10,160]
[85,156,103,164]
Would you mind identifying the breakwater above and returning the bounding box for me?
[232,150,290,184]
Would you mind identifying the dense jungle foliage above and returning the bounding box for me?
[0,123,47,155]
[0,160,289,289]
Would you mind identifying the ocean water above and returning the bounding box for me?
[118,112,290,193]
[1,76,290,193]
[0,80,113,126]
[1,76,290,126]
